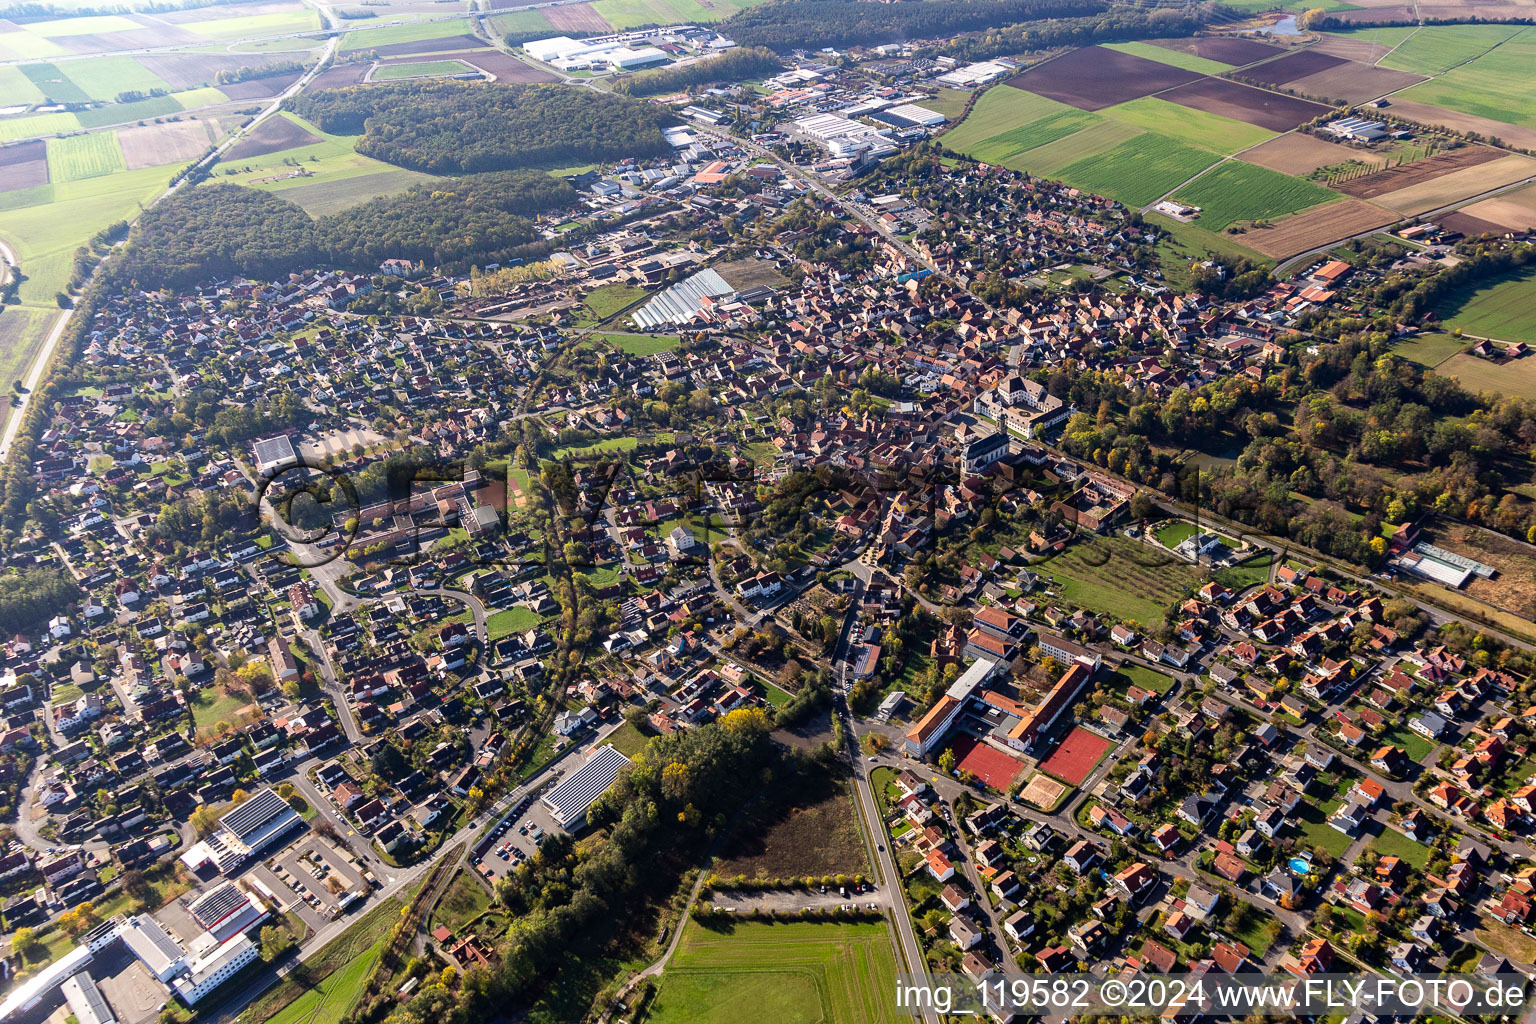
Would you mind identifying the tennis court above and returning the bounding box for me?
[1040,727,1113,786]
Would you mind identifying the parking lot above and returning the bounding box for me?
[473,793,561,882]
[244,836,370,932]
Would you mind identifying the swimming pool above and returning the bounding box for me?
[1289,857,1312,874]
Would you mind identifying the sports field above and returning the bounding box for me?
[372,59,474,80]
[1173,161,1337,231]
[648,920,899,1024]
[1039,727,1113,786]
[950,734,1026,789]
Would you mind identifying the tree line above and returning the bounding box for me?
[115,169,578,288]
[720,0,1107,51]
[287,80,672,174]
[941,5,1209,63]
[612,46,781,96]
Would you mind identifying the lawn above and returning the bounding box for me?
[341,16,475,51]
[1392,331,1466,367]
[1034,534,1201,627]
[599,331,680,355]
[1430,266,1536,344]
[648,920,899,1024]
[0,305,59,426]
[604,720,652,758]
[1107,663,1175,695]
[715,766,867,880]
[190,686,255,730]
[1148,211,1267,288]
[1372,827,1431,869]
[1102,40,1232,74]
[264,941,382,1024]
[486,605,541,640]
[371,59,473,81]
[1100,97,1273,155]
[1382,23,1526,77]
[1215,551,1274,590]
[1384,725,1436,764]
[1396,26,1536,129]
[1173,161,1338,231]
[1294,800,1354,858]
[429,870,490,935]
[1155,520,1198,549]
[1474,922,1536,965]
[580,282,646,322]
[1056,132,1220,208]
[47,132,126,183]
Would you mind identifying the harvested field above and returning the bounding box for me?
[1385,98,1536,152]
[1330,7,1417,22]
[155,0,301,23]
[1241,132,1388,175]
[1440,211,1509,237]
[307,63,372,89]
[1333,146,1503,200]
[951,734,1026,790]
[1019,773,1067,810]
[217,71,301,100]
[1004,45,1202,111]
[117,119,212,169]
[368,33,484,56]
[1286,62,1426,103]
[0,139,48,192]
[1154,35,1285,66]
[1040,727,1113,786]
[489,0,551,8]
[224,113,321,159]
[1236,48,1348,85]
[1243,198,1395,258]
[1454,183,1536,231]
[1438,352,1536,400]
[1368,153,1536,215]
[136,51,275,89]
[1313,32,1402,63]
[542,3,611,32]
[458,48,557,82]
[1158,77,1330,131]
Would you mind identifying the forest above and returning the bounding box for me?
[941,5,1209,62]
[612,46,781,96]
[287,81,671,173]
[115,170,579,288]
[719,0,1120,51]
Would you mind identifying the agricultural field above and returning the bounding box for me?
[1099,96,1273,155]
[1242,133,1387,176]
[46,132,127,183]
[1151,35,1285,66]
[1370,153,1536,216]
[1381,23,1526,76]
[1174,160,1337,231]
[0,110,79,142]
[341,17,476,50]
[1006,45,1203,111]
[1035,534,1200,627]
[1396,26,1536,130]
[1242,199,1395,260]
[0,140,50,193]
[1154,78,1331,131]
[1427,522,1536,624]
[276,168,436,215]
[1435,353,1536,401]
[19,62,89,103]
[1054,132,1217,208]
[372,58,475,80]
[0,306,60,422]
[1101,40,1231,74]
[1391,331,1466,368]
[1315,25,1419,63]
[211,113,437,207]
[1453,184,1536,234]
[181,8,322,40]
[1430,266,1536,344]
[648,920,899,1024]
[54,55,175,101]
[591,0,762,27]
[939,85,1076,156]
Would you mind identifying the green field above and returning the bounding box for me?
[580,282,645,322]
[184,8,322,40]
[1397,26,1536,129]
[1035,534,1201,627]
[75,95,183,129]
[0,65,47,104]
[1056,132,1218,207]
[47,132,126,183]
[1012,118,1143,177]
[19,62,89,104]
[0,111,81,142]
[590,0,763,28]
[341,16,475,50]
[265,940,382,1024]
[1148,211,1267,288]
[1103,40,1233,74]
[941,85,1081,158]
[174,86,231,110]
[371,59,472,80]
[648,920,899,1024]
[0,306,59,426]
[1392,331,1466,367]
[486,605,541,640]
[214,112,431,201]
[1100,96,1273,155]
[1436,352,1536,401]
[276,168,435,215]
[1322,25,1419,50]
[1431,266,1536,343]
[58,55,174,101]
[599,331,681,355]
[1381,23,1526,76]
[1174,160,1337,230]
[493,9,559,38]
[0,30,69,59]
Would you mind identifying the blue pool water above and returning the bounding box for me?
[1289,857,1312,874]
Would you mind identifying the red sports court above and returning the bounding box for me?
[1040,727,1113,786]
[951,734,1026,789]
